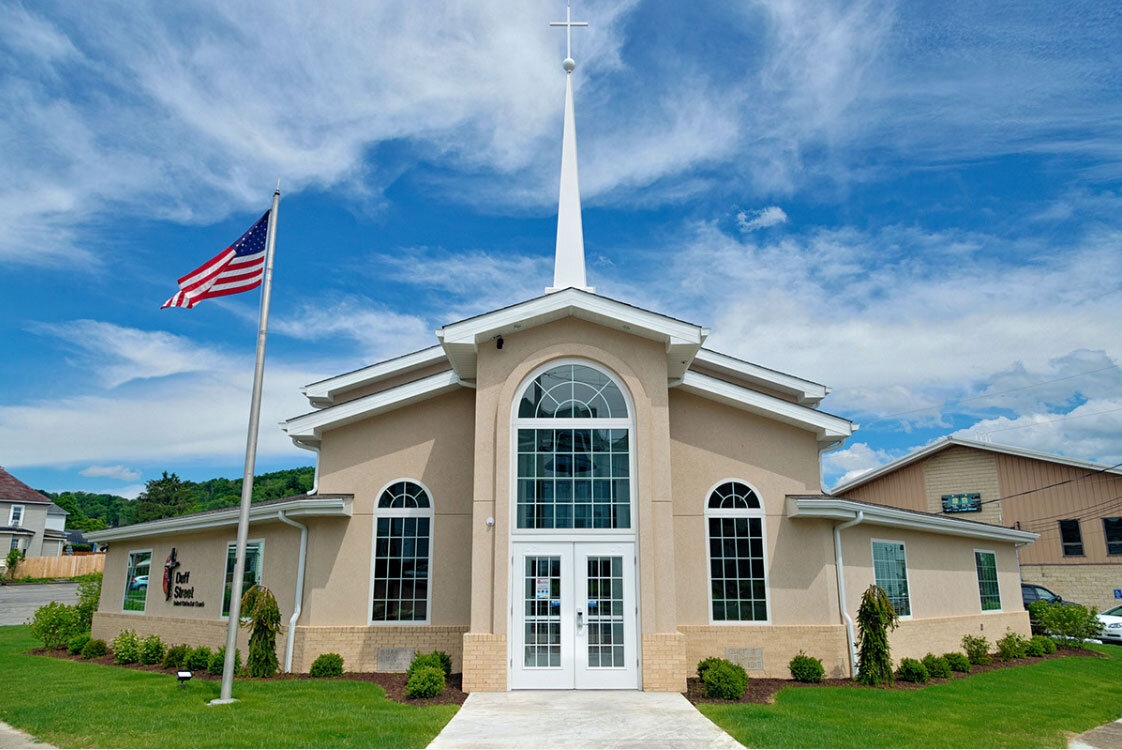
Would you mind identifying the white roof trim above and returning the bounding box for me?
[436,288,708,380]
[285,370,464,446]
[692,349,829,406]
[301,346,448,407]
[86,497,353,542]
[786,496,1039,544]
[831,436,1122,495]
[677,371,852,442]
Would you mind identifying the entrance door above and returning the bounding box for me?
[510,541,638,689]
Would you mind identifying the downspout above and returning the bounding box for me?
[833,511,864,678]
[277,510,308,673]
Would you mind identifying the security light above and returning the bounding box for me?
[177,670,192,687]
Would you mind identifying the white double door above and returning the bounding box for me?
[510,541,639,689]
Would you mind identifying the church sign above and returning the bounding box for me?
[162,547,205,608]
[941,493,982,513]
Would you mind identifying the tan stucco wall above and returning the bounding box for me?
[1020,563,1122,612]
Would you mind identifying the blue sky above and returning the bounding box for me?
[2,0,1120,499]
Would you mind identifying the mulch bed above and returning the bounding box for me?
[686,647,1106,705]
[32,648,468,706]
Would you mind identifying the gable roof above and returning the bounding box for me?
[0,467,52,505]
[301,345,448,408]
[831,436,1122,496]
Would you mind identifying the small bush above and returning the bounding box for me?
[80,639,108,659]
[961,634,991,666]
[184,646,212,672]
[75,572,102,631]
[139,634,166,665]
[406,665,446,699]
[1025,635,1047,657]
[68,633,91,655]
[896,657,929,684]
[310,653,345,678]
[112,629,140,664]
[921,653,951,678]
[996,629,1028,661]
[701,659,749,700]
[207,646,242,676]
[788,651,825,683]
[162,644,190,670]
[1030,601,1101,644]
[407,652,449,681]
[943,651,971,673]
[1041,636,1058,654]
[431,650,453,677]
[697,656,725,681]
[28,601,82,650]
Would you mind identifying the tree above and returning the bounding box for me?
[241,584,281,677]
[856,584,900,687]
[133,472,190,523]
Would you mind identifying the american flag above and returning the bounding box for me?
[162,210,271,309]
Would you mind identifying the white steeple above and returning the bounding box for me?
[547,2,593,294]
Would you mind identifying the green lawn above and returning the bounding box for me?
[701,646,1122,748]
[0,626,458,748]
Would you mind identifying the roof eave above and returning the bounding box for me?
[692,348,829,406]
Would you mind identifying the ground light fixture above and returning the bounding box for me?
[177,670,192,687]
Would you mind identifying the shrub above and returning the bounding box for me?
[407,652,450,681]
[856,585,900,687]
[162,644,190,670]
[240,585,281,678]
[406,665,446,699]
[697,656,725,681]
[701,659,749,700]
[310,653,345,678]
[28,601,82,650]
[1041,636,1058,654]
[896,657,929,684]
[68,633,91,656]
[961,634,992,666]
[943,651,971,673]
[139,634,166,665]
[1029,601,1101,644]
[1025,635,1048,657]
[207,646,242,676]
[112,629,140,664]
[431,650,453,677]
[996,629,1028,661]
[184,646,212,672]
[921,653,951,678]
[75,572,102,631]
[788,651,825,683]
[80,639,108,659]
[5,549,23,578]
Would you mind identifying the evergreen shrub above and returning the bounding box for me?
[184,646,212,672]
[112,629,140,664]
[996,629,1028,661]
[28,602,82,649]
[697,656,724,681]
[207,646,242,676]
[856,585,899,687]
[943,651,971,672]
[240,585,281,678]
[406,665,445,699]
[921,653,951,678]
[701,659,749,700]
[896,657,928,683]
[68,633,91,655]
[139,634,166,665]
[961,634,992,666]
[162,644,190,670]
[788,651,825,683]
[75,573,102,631]
[80,639,108,659]
[310,653,345,678]
[407,652,450,680]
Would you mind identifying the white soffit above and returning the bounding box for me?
[437,288,709,380]
[85,496,353,542]
[677,371,852,442]
[692,349,829,406]
[284,370,464,446]
[786,496,1039,544]
[301,346,448,407]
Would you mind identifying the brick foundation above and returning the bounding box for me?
[641,632,688,691]
[889,611,1030,661]
[462,632,507,692]
[681,624,850,679]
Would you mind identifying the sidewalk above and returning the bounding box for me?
[0,722,55,750]
[1069,717,1122,749]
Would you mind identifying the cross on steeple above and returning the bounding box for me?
[550,0,588,70]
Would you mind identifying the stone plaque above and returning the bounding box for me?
[377,647,416,672]
[725,647,764,671]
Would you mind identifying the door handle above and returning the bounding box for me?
[576,608,584,627]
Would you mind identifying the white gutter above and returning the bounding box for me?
[276,510,308,674]
[834,511,864,678]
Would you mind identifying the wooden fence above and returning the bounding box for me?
[13,553,105,579]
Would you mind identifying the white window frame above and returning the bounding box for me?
[870,538,912,620]
[973,548,1001,613]
[704,478,771,625]
[8,505,24,527]
[368,478,434,626]
[122,548,153,614]
[509,358,638,539]
[220,538,266,619]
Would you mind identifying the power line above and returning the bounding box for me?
[974,460,1122,507]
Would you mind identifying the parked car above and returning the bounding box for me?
[129,574,148,590]
[1021,583,1081,609]
[1097,605,1122,644]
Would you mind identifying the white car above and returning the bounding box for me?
[1097,604,1122,644]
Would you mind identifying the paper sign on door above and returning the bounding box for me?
[536,578,550,599]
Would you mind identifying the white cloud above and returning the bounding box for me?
[273,297,433,363]
[113,484,146,500]
[737,206,788,232]
[822,442,895,489]
[79,465,140,482]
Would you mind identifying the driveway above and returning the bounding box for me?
[0,583,79,626]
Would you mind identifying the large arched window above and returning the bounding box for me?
[706,481,768,622]
[514,362,632,529]
[370,480,432,623]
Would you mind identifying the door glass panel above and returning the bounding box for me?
[586,556,625,668]
[523,556,562,668]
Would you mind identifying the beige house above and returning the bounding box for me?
[1,466,68,560]
[88,35,1038,691]
[833,437,1122,611]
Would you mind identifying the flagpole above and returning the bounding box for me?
[213,187,280,705]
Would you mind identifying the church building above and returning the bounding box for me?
[89,13,1037,691]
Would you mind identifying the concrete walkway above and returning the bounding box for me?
[0,722,55,750]
[1069,717,1122,749]
[427,691,743,749]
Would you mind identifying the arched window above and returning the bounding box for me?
[514,362,632,529]
[371,480,432,623]
[706,481,768,622]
